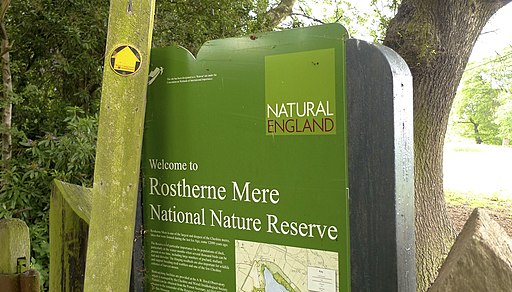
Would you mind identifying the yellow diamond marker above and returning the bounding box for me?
[110,45,141,76]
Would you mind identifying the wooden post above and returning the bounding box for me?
[0,218,29,274]
[0,274,19,292]
[346,39,416,291]
[19,270,41,292]
[49,180,91,291]
[83,0,156,291]
[0,219,40,292]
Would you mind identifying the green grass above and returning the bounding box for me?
[450,146,484,152]
[445,190,512,212]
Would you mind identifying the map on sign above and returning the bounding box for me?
[235,240,339,292]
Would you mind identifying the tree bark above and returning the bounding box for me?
[469,117,483,144]
[267,0,297,27]
[0,0,12,162]
[383,0,511,290]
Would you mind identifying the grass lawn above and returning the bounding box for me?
[444,141,512,235]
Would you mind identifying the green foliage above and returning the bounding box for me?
[455,70,502,144]
[153,0,274,54]
[368,0,400,42]
[281,0,363,35]
[496,99,512,140]
[451,49,512,145]
[0,107,97,289]
[6,0,108,138]
[282,0,400,42]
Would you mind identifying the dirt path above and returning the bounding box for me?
[447,204,512,238]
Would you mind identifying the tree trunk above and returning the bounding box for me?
[267,0,297,27]
[383,0,510,290]
[469,118,483,144]
[0,0,12,162]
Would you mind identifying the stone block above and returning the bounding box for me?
[429,208,512,292]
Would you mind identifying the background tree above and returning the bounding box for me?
[383,0,512,290]
[448,47,512,145]
[0,0,12,161]
[453,65,502,144]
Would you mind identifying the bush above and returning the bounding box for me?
[0,107,97,290]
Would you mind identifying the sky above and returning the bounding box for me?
[470,3,512,62]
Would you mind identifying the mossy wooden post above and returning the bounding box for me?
[49,180,91,291]
[0,218,40,292]
[0,219,30,275]
[83,1,155,291]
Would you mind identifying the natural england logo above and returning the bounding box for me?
[266,101,335,134]
[265,48,337,136]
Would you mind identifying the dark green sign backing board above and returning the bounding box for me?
[142,24,350,292]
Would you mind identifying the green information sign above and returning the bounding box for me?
[142,24,350,292]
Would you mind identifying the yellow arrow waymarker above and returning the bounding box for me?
[110,45,141,76]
